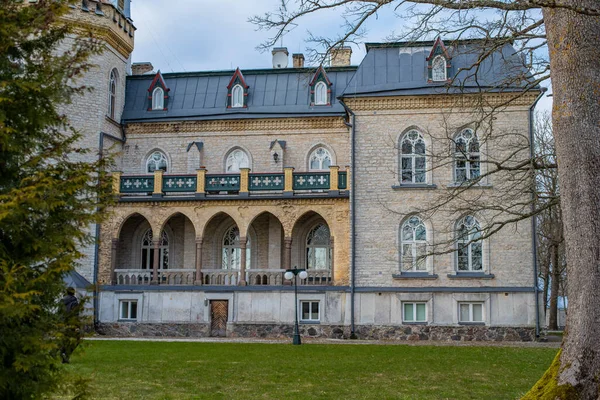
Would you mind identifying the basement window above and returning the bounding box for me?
[300,300,320,322]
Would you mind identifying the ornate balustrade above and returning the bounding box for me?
[112,166,349,198]
[114,268,195,285]
[201,269,239,285]
[247,269,285,285]
[299,269,332,285]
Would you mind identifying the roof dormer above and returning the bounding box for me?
[147,71,169,111]
[309,65,332,106]
[426,37,452,83]
[227,68,249,109]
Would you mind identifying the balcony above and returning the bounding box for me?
[112,166,349,200]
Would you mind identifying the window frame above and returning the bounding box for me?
[400,216,428,272]
[454,129,481,184]
[455,215,484,273]
[399,130,427,184]
[119,300,138,321]
[299,300,321,323]
[146,150,168,173]
[431,55,447,82]
[305,223,331,271]
[314,81,328,105]
[152,87,164,110]
[231,84,244,108]
[225,148,250,173]
[402,302,428,323]
[108,69,117,119]
[140,229,169,270]
[221,225,250,270]
[308,146,333,171]
[458,302,484,323]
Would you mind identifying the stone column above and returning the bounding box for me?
[151,239,160,284]
[284,237,293,270]
[239,236,247,285]
[194,237,203,285]
[111,238,119,284]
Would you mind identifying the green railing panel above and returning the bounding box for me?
[249,173,285,191]
[120,175,154,194]
[206,174,240,191]
[338,171,347,190]
[293,172,330,190]
[163,175,197,192]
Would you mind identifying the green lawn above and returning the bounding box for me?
[65,340,556,400]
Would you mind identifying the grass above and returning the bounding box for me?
[65,340,557,400]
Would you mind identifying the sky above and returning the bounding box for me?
[129,0,552,111]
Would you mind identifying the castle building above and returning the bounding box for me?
[64,1,541,340]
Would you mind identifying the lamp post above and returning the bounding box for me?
[284,267,308,345]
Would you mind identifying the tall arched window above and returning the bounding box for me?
[222,226,250,270]
[152,87,164,110]
[146,151,168,173]
[432,55,447,82]
[454,129,480,183]
[314,81,328,105]
[309,147,332,170]
[306,223,331,270]
[108,69,117,119]
[400,216,427,271]
[456,215,483,272]
[225,149,250,172]
[400,130,426,184]
[231,84,244,108]
[141,229,169,270]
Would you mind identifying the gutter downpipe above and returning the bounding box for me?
[338,98,356,337]
[94,131,126,325]
[529,88,547,339]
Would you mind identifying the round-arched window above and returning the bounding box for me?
[432,55,447,81]
[315,81,328,105]
[108,69,117,119]
[140,229,169,270]
[454,129,480,182]
[400,216,427,271]
[146,151,168,173]
[152,87,164,110]
[306,223,331,270]
[225,149,250,172]
[456,215,483,272]
[400,130,426,184]
[222,226,250,270]
[232,84,244,108]
[309,147,332,171]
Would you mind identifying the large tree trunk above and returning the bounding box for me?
[548,244,560,330]
[534,2,600,398]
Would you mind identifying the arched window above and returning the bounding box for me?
[400,130,426,184]
[108,69,117,119]
[225,149,250,172]
[432,55,447,82]
[314,81,328,105]
[146,151,168,173]
[456,215,483,272]
[309,147,332,171]
[222,226,250,270]
[140,229,169,270]
[152,87,164,110]
[306,223,331,270]
[231,84,244,108]
[454,129,480,183]
[400,216,427,271]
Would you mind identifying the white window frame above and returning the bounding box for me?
[108,69,117,119]
[231,84,244,108]
[306,223,331,271]
[140,229,169,270]
[221,225,250,270]
[314,81,328,105]
[402,302,427,323]
[456,215,483,272]
[299,300,320,322]
[458,302,484,323]
[400,216,428,272]
[400,130,427,184]
[146,150,168,173]
[454,129,481,183]
[432,55,447,82]
[119,300,138,321]
[152,87,164,110]
[308,147,332,171]
[225,148,250,172]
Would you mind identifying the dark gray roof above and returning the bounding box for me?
[341,40,535,97]
[64,270,92,289]
[122,67,357,123]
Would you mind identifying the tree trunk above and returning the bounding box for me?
[548,244,560,330]
[536,2,600,397]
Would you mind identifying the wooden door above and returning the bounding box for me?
[210,300,228,337]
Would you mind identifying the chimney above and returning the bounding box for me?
[330,46,352,67]
[292,53,305,68]
[272,47,289,69]
[132,62,154,75]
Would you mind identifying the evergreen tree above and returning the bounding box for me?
[0,1,112,397]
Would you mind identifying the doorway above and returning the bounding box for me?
[210,300,228,337]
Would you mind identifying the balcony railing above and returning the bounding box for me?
[113,268,332,286]
[112,166,348,198]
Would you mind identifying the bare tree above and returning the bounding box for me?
[252,1,599,397]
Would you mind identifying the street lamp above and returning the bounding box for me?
[284,267,308,345]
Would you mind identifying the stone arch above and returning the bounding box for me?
[290,210,333,272]
[113,210,154,240]
[159,209,199,237]
[159,211,197,270]
[247,211,285,270]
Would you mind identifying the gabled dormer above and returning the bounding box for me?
[309,65,332,106]
[227,68,249,109]
[147,71,169,111]
[426,37,452,83]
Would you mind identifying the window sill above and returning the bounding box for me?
[458,322,485,326]
[391,184,437,190]
[117,319,138,322]
[393,273,438,280]
[447,273,495,279]
[300,321,320,325]
[402,321,428,325]
[447,182,492,189]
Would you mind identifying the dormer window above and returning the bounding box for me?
[315,81,327,105]
[231,84,244,108]
[432,56,447,82]
[152,87,164,110]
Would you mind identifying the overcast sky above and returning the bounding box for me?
[130,0,552,111]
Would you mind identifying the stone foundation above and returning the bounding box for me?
[96,322,535,342]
